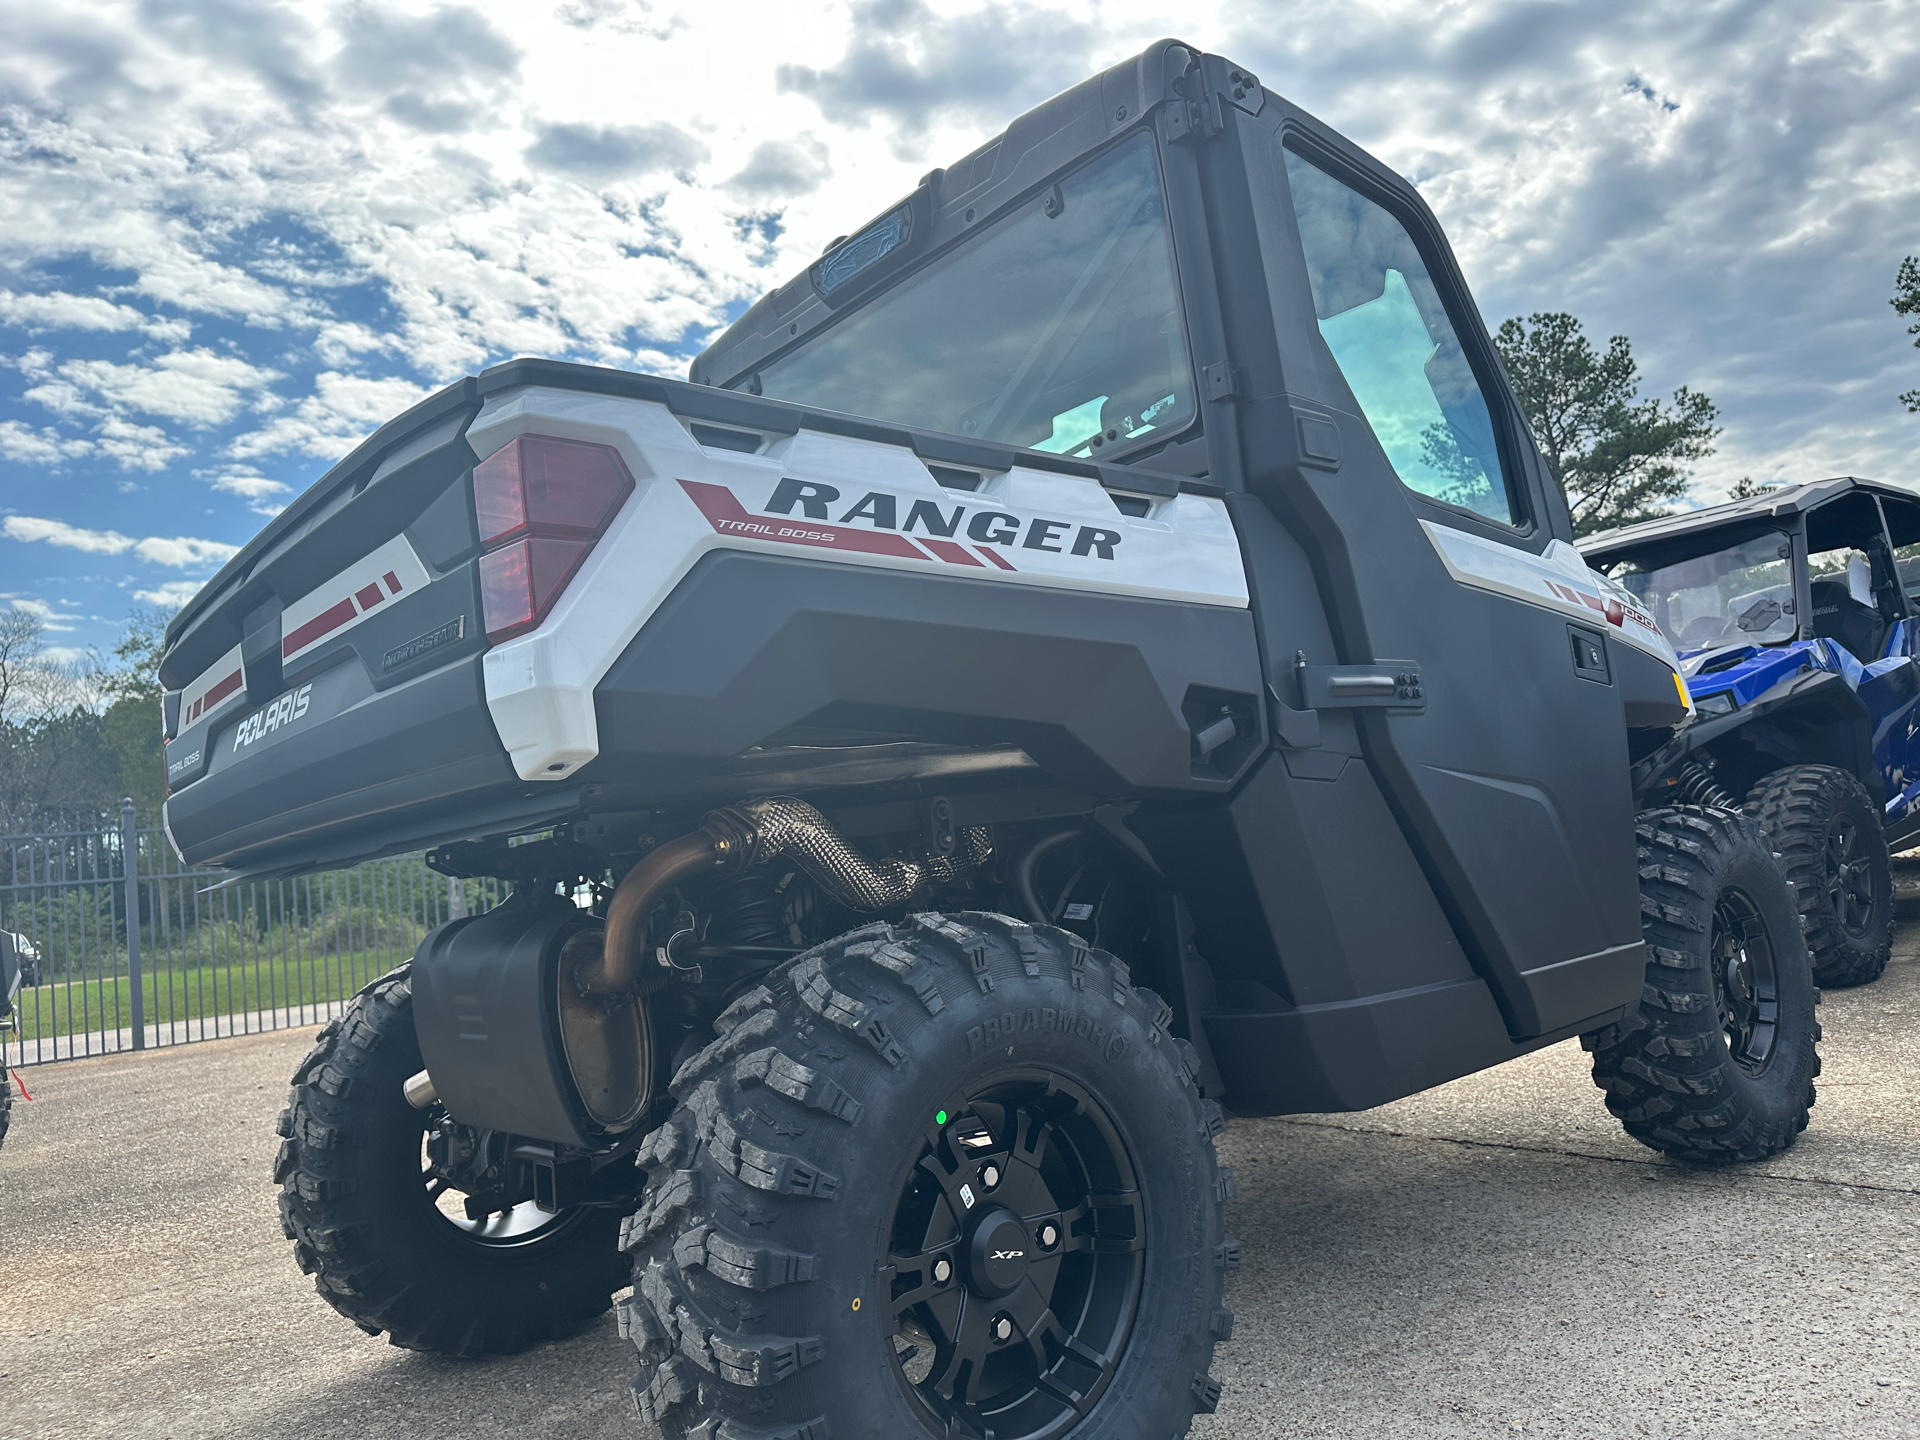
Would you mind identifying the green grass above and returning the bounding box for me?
[7,948,408,1043]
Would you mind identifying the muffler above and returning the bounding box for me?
[412,797,991,1146]
[411,894,653,1148]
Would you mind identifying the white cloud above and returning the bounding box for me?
[0,419,94,465]
[204,467,291,501]
[94,416,191,472]
[3,515,135,555]
[133,534,240,567]
[47,348,283,427]
[228,370,432,460]
[7,596,79,632]
[132,580,206,609]
[0,288,192,342]
[3,514,238,568]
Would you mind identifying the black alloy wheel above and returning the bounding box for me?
[1745,764,1893,987]
[1825,814,1877,939]
[1711,889,1779,1076]
[420,1113,586,1248]
[1588,807,1821,1163]
[885,1075,1144,1440]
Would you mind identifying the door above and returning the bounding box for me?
[1237,124,1647,1039]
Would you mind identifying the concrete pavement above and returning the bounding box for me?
[2,916,1915,1439]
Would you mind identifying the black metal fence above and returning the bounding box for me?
[1,802,505,1066]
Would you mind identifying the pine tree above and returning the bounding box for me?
[1494,312,1720,537]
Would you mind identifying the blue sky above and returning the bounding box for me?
[3,0,1918,662]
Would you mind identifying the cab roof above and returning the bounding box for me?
[1579,477,1918,565]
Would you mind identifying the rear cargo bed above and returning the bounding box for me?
[161,359,1244,876]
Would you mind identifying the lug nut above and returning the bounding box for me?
[932,1257,953,1286]
[990,1314,1014,1344]
[982,1163,1001,1189]
[1038,1223,1060,1251]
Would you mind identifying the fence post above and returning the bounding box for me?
[122,798,145,1051]
[448,872,467,920]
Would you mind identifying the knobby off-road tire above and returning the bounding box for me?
[274,967,627,1354]
[1586,807,1821,1163]
[617,912,1236,1440]
[1745,764,1893,987]
[0,1067,12,1150]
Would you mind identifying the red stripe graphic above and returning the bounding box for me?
[383,570,403,595]
[917,538,984,567]
[975,546,1017,571]
[355,583,385,610]
[187,667,243,726]
[202,669,243,709]
[283,598,357,657]
[678,480,928,560]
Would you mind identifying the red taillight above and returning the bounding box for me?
[473,434,633,546]
[473,434,633,641]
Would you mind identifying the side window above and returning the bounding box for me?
[1882,497,1920,601]
[1283,147,1520,527]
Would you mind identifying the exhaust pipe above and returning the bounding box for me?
[413,796,992,1147]
[579,796,991,996]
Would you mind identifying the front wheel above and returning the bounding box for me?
[1587,807,1821,1163]
[617,913,1237,1440]
[273,968,630,1354]
[1745,764,1893,987]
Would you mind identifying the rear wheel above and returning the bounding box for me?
[1586,807,1821,1163]
[617,913,1236,1439]
[274,968,630,1354]
[1745,764,1893,987]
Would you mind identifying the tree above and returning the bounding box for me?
[0,606,174,829]
[1495,312,1721,537]
[1895,255,1920,414]
[96,606,171,817]
[0,610,99,831]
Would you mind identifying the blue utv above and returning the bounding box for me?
[1582,477,1920,986]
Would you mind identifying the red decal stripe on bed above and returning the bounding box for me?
[917,538,985,567]
[679,480,927,560]
[282,598,357,657]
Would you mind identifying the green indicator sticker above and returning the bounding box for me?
[935,1110,948,1126]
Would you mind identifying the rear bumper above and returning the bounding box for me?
[163,655,536,874]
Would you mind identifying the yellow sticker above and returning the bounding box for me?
[1673,670,1692,708]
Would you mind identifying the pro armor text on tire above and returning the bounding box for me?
[1745,764,1893,987]
[617,912,1236,1440]
[1586,807,1821,1163]
[274,967,628,1354]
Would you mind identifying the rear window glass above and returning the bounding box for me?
[750,134,1193,461]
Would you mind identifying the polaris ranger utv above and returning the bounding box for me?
[1584,476,1920,987]
[160,42,1821,1440]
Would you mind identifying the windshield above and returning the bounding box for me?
[1610,533,1798,655]
[749,134,1193,459]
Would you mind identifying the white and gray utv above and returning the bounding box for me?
[158,41,1820,1440]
